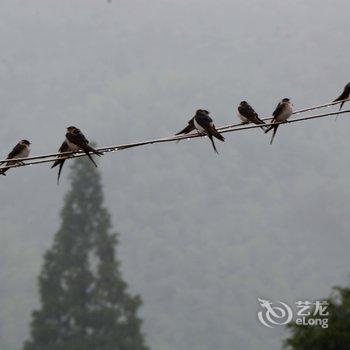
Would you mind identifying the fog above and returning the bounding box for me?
[0,1,349,349]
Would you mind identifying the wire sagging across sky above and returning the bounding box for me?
[1,98,350,172]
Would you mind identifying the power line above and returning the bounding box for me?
[2,98,349,165]
[3,98,349,165]
[1,106,349,171]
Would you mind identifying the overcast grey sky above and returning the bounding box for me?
[0,1,349,350]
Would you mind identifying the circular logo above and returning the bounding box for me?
[257,298,293,328]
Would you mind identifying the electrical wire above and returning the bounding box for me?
[2,97,349,165]
[1,104,349,172]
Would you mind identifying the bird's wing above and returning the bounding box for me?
[7,143,25,159]
[238,105,246,116]
[195,113,213,128]
[77,129,89,144]
[254,115,266,125]
[333,90,348,102]
[272,102,283,117]
[334,84,350,102]
[66,132,89,148]
[239,104,259,120]
[196,114,225,141]
[210,124,225,141]
[334,92,345,102]
[66,131,102,156]
[175,118,195,135]
[58,140,70,153]
[51,141,69,168]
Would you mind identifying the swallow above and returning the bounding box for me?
[65,126,103,167]
[175,110,211,136]
[237,101,266,130]
[51,140,70,184]
[192,109,225,154]
[264,98,293,144]
[0,139,31,175]
[333,82,350,111]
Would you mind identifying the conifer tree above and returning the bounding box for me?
[23,158,148,350]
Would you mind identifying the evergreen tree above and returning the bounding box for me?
[24,158,149,350]
[284,285,350,349]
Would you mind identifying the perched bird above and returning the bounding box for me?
[51,140,70,184]
[237,101,266,129]
[0,139,31,175]
[333,82,350,111]
[175,110,211,136]
[192,109,225,154]
[65,126,103,167]
[265,98,293,144]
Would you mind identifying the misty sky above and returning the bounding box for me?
[0,1,349,350]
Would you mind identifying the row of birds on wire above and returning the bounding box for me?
[0,82,350,184]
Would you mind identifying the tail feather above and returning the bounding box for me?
[333,93,347,112]
[269,125,279,144]
[264,125,274,133]
[51,159,61,168]
[334,101,345,120]
[56,162,65,185]
[51,158,66,184]
[208,135,219,154]
[85,151,98,167]
[211,128,225,142]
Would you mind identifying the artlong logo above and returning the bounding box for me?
[257,298,329,329]
[257,298,293,328]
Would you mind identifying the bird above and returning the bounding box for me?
[264,98,293,144]
[175,110,211,137]
[192,109,225,154]
[333,82,350,111]
[65,126,103,167]
[51,140,70,184]
[0,139,31,175]
[237,101,266,130]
